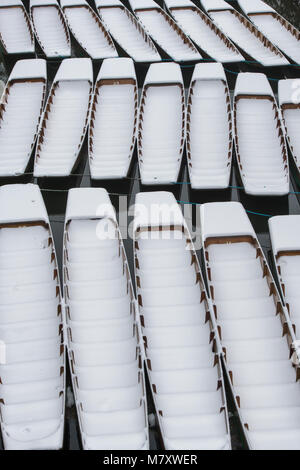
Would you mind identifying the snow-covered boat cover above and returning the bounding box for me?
[137,62,185,185]
[0,183,65,450]
[234,72,289,196]
[30,0,71,59]
[237,0,300,64]
[200,0,289,66]
[133,191,231,450]
[186,62,233,189]
[278,79,300,174]
[0,0,35,54]
[89,58,138,180]
[34,58,93,177]
[60,0,118,59]
[269,215,300,255]
[0,59,47,177]
[63,188,149,450]
[164,0,243,63]
[95,0,161,62]
[200,201,300,450]
[128,0,201,62]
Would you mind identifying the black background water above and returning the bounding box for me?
[0,0,300,451]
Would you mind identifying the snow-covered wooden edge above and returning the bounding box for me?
[30,0,71,59]
[278,79,300,177]
[0,0,35,55]
[237,0,300,64]
[63,187,149,450]
[88,57,138,180]
[34,58,93,177]
[200,0,289,66]
[95,0,161,63]
[0,59,47,176]
[164,0,244,63]
[137,62,185,185]
[233,72,289,196]
[128,0,201,62]
[133,191,231,450]
[200,201,298,449]
[186,62,233,189]
[60,0,117,59]
[0,183,65,450]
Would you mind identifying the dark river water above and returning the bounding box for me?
[0,0,300,451]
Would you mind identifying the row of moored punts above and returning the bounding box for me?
[1,183,300,450]
[0,0,299,66]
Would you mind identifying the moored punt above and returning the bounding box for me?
[233,72,289,196]
[128,0,201,62]
[278,79,300,182]
[94,0,161,63]
[186,62,233,190]
[0,183,65,450]
[89,58,138,180]
[0,0,34,57]
[137,62,185,185]
[164,0,243,63]
[0,59,47,177]
[60,0,118,60]
[237,0,300,65]
[133,191,231,450]
[34,58,93,178]
[269,215,300,340]
[30,0,71,60]
[200,201,300,450]
[199,0,289,67]
[63,188,149,450]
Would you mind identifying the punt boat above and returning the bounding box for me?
[89,58,138,180]
[186,62,233,190]
[30,0,71,60]
[133,191,231,450]
[233,72,289,196]
[0,59,47,177]
[164,0,243,63]
[269,215,300,341]
[34,58,93,178]
[63,187,149,450]
[278,79,300,183]
[0,183,65,450]
[0,0,35,57]
[137,62,185,185]
[128,0,201,62]
[94,0,161,63]
[200,201,300,450]
[237,0,300,65]
[60,0,118,60]
[199,0,289,67]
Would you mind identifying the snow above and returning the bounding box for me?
[30,0,71,59]
[237,0,274,14]
[269,215,300,254]
[89,58,137,180]
[60,0,118,59]
[279,79,300,170]
[201,0,289,66]
[63,188,148,450]
[133,191,230,450]
[0,1,34,54]
[165,0,243,63]
[234,73,289,196]
[96,0,161,62]
[138,63,184,185]
[34,59,93,177]
[129,0,201,62]
[200,201,300,450]
[187,63,232,189]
